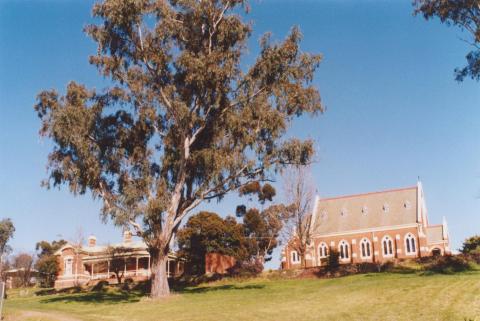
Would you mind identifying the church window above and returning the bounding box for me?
[382,235,394,257]
[405,234,417,255]
[318,243,328,258]
[339,240,350,260]
[360,238,372,258]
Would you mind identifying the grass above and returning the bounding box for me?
[4,271,480,321]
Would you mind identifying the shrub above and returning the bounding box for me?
[460,235,480,254]
[92,280,109,291]
[228,260,263,277]
[327,249,340,271]
[426,255,471,274]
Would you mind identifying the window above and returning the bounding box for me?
[382,235,394,257]
[64,257,73,276]
[291,251,300,264]
[360,238,371,258]
[320,210,328,221]
[340,208,347,217]
[383,203,389,213]
[404,200,411,210]
[361,206,368,215]
[405,234,417,255]
[318,243,328,258]
[339,240,350,260]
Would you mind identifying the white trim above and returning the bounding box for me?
[290,251,300,264]
[312,223,418,238]
[359,238,372,259]
[309,195,321,235]
[338,240,350,261]
[404,233,417,256]
[318,242,328,259]
[381,235,394,258]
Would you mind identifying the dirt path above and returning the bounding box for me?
[4,310,83,321]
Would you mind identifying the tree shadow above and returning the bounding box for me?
[40,290,143,305]
[181,284,265,294]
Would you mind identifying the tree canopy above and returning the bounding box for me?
[177,211,248,275]
[35,0,322,297]
[414,0,480,81]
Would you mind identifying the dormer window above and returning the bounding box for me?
[320,210,328,220]
[383,203,389,213]
[361,206,368,215]
[340,208,347,217]
[404,200,411,210]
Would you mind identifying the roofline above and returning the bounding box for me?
[317,185,418,202]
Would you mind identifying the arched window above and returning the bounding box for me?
[339,240,350,260]
[382,235,394,257]
[360,238,372,258]
[318,243,329,258]
[405,234,417,255]
[291,250,300,264]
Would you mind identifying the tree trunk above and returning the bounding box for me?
[150,250,170,298]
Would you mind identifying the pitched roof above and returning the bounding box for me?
[311,186,418,235]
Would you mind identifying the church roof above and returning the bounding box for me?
[311,186,419,236]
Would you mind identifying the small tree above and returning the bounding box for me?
[0,219,15,274]
[327,248,340,272]
[105,246,131,284]
[35,239,67,287]
[236,183,286,265]
[12,253,34,287]
[460,235,480,254]
[177,211,247,275]
[282,166,315,268]
[414,0,480,81]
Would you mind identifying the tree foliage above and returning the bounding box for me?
[12,253,34,287]
[414,0,480,81]
[35,239,67,287]
[177,211,248,275]
[236,183,286,264]
[460,235,480,254]
[34,0,322,297]
[282,166,315,268]
[0,219,15,260]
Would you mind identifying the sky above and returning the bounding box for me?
[1,0,479,269]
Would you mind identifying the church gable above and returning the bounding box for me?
[311,186,418,236]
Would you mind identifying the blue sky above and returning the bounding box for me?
[1,0,479,269]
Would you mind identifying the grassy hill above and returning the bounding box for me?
[4,271,480,321]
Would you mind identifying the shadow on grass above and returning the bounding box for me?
[40,290,143,305]
[182,284,265,294]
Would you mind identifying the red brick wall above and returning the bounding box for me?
[205,253,236,274]
[283,226,433,269]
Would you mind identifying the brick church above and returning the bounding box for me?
[282,182,451,269]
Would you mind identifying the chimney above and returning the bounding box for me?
[123,230,132,244]
[88,235,97,247]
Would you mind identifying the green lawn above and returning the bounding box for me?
[4,271,480,321]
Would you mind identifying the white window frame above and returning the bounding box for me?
[382,235,394,258]
[405,233,417,256]
[338,240,350,261]
[64,256,73,276]
[318,242,328,258]
[290,250,300,264]
[359,238,372,259]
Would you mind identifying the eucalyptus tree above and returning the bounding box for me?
[35,0,322,297]
[414,0,480,81]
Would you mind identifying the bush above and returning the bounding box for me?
[228,260,263,277]
[460,235,480,254]
[327,250,339,271]
[92,280,109,291]
[426,255,471,274]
